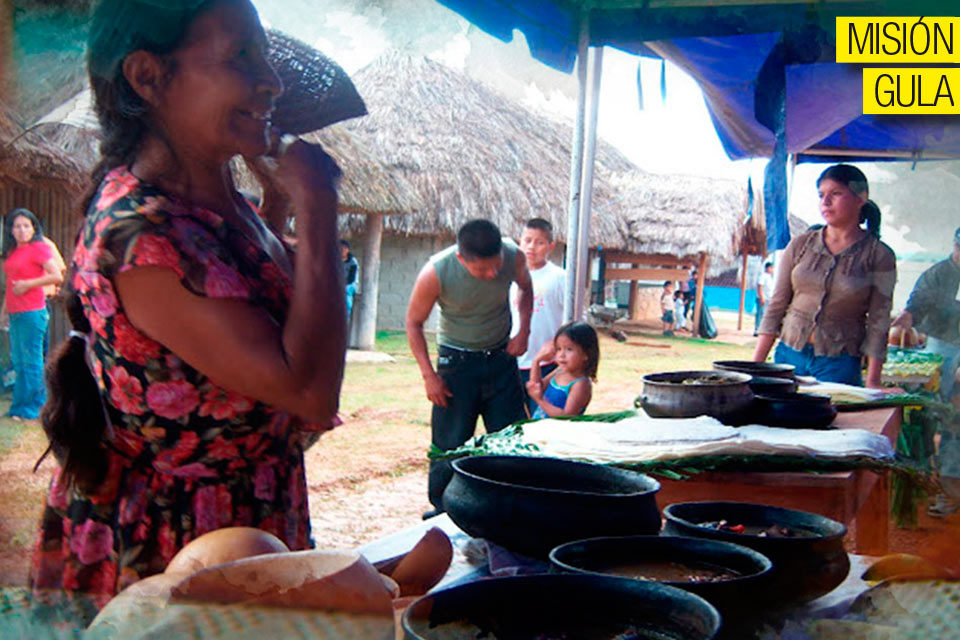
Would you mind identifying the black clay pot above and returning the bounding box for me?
[663,502,850,607]
[747,376,798,396]
[549,535,772,623]
[443,456,661,559]
[638,371,754,424]
[752,392,837,429]
[402,573,720,640]
[713,361,795,380]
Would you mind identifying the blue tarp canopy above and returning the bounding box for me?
[643,34,960,162]
[438,0,960,254]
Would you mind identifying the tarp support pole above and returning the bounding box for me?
[574,45,603,322]
[355,213,383,351]
[563,12,589,323]
[737,252,748,331]
[692,252,708,335]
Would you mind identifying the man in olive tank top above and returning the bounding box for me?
[407,220,533,516]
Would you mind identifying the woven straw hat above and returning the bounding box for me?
[267,30,367,135]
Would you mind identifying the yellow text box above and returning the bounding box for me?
[863,68,960,114]
[838,17,959,63]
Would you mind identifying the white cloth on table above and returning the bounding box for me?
[519,413,894,464]
[797,381,889,402]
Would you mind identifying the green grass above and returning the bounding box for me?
[347,328,754,418]
[0,396,21,456]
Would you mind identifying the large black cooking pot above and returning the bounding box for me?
[443,456,661,559]
[751,392,837,429]
[747,376,798,396]
[663,502,850,607]
[713,361,795,380]
[402,573,721,640]
[549,535,772,624]
[638,371,754,424]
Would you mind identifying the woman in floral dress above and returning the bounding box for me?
[29,0,346,616]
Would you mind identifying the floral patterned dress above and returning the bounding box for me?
[29,167,333,614]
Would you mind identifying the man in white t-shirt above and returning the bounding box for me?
[755,261,775,337]
[510,218,566,415]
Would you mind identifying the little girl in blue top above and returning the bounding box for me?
[526,321,598,418]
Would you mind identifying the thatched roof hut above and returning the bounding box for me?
[0,105,87,189]
[603,169,747,268]
[334,51,635,240]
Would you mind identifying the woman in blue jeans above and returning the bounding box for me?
[1,209,63,419]
[752,165,896,387]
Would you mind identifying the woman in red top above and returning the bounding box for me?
[2,208,63,420]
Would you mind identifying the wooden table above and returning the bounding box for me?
[656,407,901,555]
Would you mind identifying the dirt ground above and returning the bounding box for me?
[1,313,958,589]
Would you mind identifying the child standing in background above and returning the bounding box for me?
[673,289,686,332]
[511,218,566,415]
[527,322,598,418]
[661,280,675,336]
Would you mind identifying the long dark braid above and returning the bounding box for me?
[37,0,212,492]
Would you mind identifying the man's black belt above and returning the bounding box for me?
[438,342,508,359]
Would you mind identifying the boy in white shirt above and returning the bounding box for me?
[511,218,566,415]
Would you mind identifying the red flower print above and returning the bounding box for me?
[192,485,231,534]
[207,436,240,460]
[62,561,81,591]
[260,261,292,300]
[49,472,70,510]
[199,388,254,421]
[288,471,304,517]
[70,520,113,565]
[95,168,139,211]
[108,365,145,415]
[30,550,64,590]
[113,314,163,365]
[169,430,199,464]
[90,293,117,319]
[145,380,200,419]
[141,426,166,442]
[254,464,276,501]
[91,449,126,506]
[242,433,268,458]
[88,560,118,595]
[136,195,168,220]
[113,429,145,459]
[117,474,148,526]
[133,520,149,543]
[204,259,250,299]
[157,523,177,565]
[93,215,112,238]
[167,462,218,479]
[89,310,107,339]
[132,233,183,273]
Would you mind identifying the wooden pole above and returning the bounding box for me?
[628,263,638,321]
[355,213,383,351]
[737,252,748,331]
[692,252,708,336]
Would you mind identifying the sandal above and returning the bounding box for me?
[927,493,959,518]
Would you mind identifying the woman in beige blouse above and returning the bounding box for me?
[752,164,896,387]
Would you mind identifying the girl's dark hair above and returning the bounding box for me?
[39,0,213,492]
[816,163,882,238]
[555,321,600,381]
[2,208,46,258]
[36,284,109,494]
